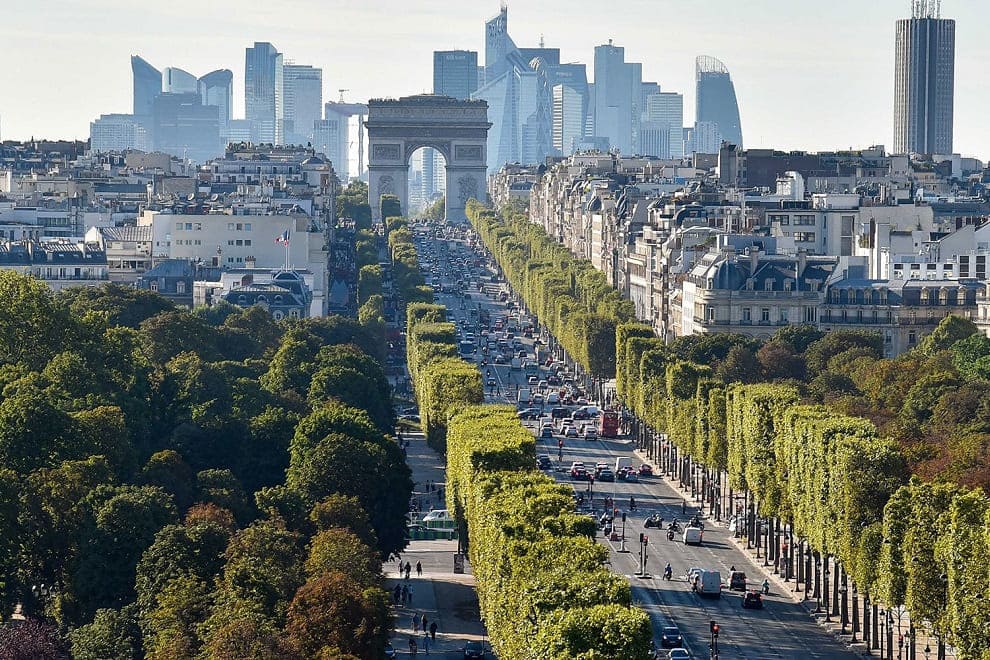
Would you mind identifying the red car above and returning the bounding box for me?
[638,464,654,477]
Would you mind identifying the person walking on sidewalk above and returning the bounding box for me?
[393,584,401,604]
[404,562,412,580]
[421,615,428,635]
[401,584,408,605]
[407,585,414,605]
[416,561,422,577]
[429,621,437,641]
[422,632,431,655]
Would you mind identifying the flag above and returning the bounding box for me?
[275,230,290,245]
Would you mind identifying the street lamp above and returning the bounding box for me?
[814,558,823,613]
[851,582,859,643]
[839,581,849,634]
[879,608,886,659]
[823,563,831,623]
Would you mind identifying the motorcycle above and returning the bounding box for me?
[644,514,662,529]
[666,529,675,541]
[762,580,770,595]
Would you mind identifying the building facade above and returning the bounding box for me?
[283,64,323,146]
[695,55,743,149]
[245,42,284,144]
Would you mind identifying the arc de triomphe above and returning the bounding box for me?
[365,95,491,223]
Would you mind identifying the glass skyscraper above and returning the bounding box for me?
[163,67,198,94]
[893,1,955,154]
[433,51,479,100]
[283,64,323,146]
[131,55,161,117]
[695,55,743,149]
[199,69,234,129]
[245,42,283,144]
[593,42,642,155]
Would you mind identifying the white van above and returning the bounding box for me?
[696,570,722,597]
[683,526,703,546]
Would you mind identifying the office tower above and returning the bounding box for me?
[553,84,584,155]
[433,50,479,100]
[199,69,234,130]
[642,92,684,158]
[473,7,553,172]
[321,104,350,181]
[245,42,284,144]
[893,0,955,154]
[90,114,150,153]
[593,41,642,155]
[152,92,221,162]
[689,121,720,155]
[131,55,162,116]
[163,67,198,94]
[283,64,323,145]
[695,55,743,148]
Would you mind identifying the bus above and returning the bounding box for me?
[599,410,620,438]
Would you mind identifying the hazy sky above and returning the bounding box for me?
[3,1,989,158]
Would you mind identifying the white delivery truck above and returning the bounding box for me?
[696,570,722,597]
[683,526,703,546]
[517,388,532,406]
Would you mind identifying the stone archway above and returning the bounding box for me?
[365,95,491,223]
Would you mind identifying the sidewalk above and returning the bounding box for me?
[389,431,488,657]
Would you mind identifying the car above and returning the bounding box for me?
[398,414,421,423]
[570,463,589,480]
[638,464,654,477]
[687,567,705,582]
[660,626,683,648]
[493,354,507,364]
[729,571,748,591]
[536,455,553,470]
[667,650,691,660]
[597,468,615,481]
[594,462,609,475]
[532,393,544,405]
[564,426,578,438]
[742,590,764,609]
[516,408,541,420]
[623,470,639,482]
[540,426,554,439]
[583,427,598,440]
[463,640,486,659]
[527,375,538,385]
[572,409,591,420]
[486,378,496,387]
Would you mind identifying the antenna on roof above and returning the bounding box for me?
[539,34,545,48]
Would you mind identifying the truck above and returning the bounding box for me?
[683,526,703,546]
[517,389,532,406]
[696,570,722,597]
[599,410,620,438]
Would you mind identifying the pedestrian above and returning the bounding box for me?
[416,561,423,577]
[393,584,401,604]
[405,562,412,580]
[429,621,437,641]
[397,557,403,574]
[409,636,418,657]
[421,615,428,634]
[407,585,414,605]
[411,612,418,630]
[422,632,431,655]
[401,584,409,604]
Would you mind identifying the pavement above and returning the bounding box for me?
[388,430,488,658]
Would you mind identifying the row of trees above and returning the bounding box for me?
[465,199,635,378]
[613,318,990,657]
[0,273,408,658]
[386,216,434,309]
[445,405,653,659]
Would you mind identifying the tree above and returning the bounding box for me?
[0,616,68,659]
[140,573,212,659]
[73,485,178,620]
[0,381,72,473]
[772,324,825,353]
[0,469,21,620]
[380,195,402,224]
[284,572,391,659]
[716,345,761,384]
[336,181,372,230]
[195,469,250,524]
[138,311,221,365]
[69,607,141,660]
[72,406,138,480]
[918,314,979,356]
[804,330,883,376]
[357,265,383,306]
[201,613,298,660]
[304,528,381,586]
[60,283,175,329]
[757,341,805,381]
[0,270,75,369]
[309,494,378,548]
[141,450,195,511]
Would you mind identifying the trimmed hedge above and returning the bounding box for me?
[446,405,652,659]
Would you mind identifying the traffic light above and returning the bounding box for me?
[621,512,627,522]
[710,620,720,638]
[639,533,645,543]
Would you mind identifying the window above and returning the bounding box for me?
[794,215,816,226]
[176,281,186,294]
[794,232,816,243]
[228,240,235,246]
[764,279,773,291]
[236,223,243,230]
[805,307,817,323]
[909,331,917,344]
[184,222,193,230]
[706,306,715,321]
[227,223,235,230]
[289,309,300,319]
[149,281,158,292]
[273,311,285,321]
[960,255,970,277]
[236,240,243,246]
[761,308,770,322]
[742,307,751,322]
[780,308,788,323]
[245,223,252,231]
[769,214,789,225]
[244,240,251,246]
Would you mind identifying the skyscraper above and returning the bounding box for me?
[199,69,234,129]
[283,64,323,145]
[131,55,162,117]
[553,84,584,154]
[245,42,284,144]
[433,51,479,100]
[593,41,642,155]
[695,55,743,149]
[152,92,220,162]
[162,67,198,94]
[642,92,684,159]
[893,0,955,154]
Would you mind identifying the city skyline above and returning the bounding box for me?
[3,1,989,157]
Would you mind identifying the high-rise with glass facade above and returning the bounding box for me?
[131,55,162,117]
[199,69,233,132]
[433,51,479,100]
[695,55,743,149]
[593,41,642,155]
[245,42,284,144]
[893,1,955,154]
[283,64,323,146]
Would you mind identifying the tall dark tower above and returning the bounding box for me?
[695,55,743,150]
[893,0,955,154]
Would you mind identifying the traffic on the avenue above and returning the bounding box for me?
[410,221,860,660]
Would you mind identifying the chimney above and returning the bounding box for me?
[749,246,759,273]
[797,248,807,277]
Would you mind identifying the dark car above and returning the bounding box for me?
[729,571,747,591]
[540,426,554,438]
[516,408,540,420]
[742,590,764,609]
[536,455,553,470]
[597,468,615,482]
[660,626,683,648]
[463,640,486,659]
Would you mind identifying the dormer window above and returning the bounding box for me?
[764,279,774,291]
